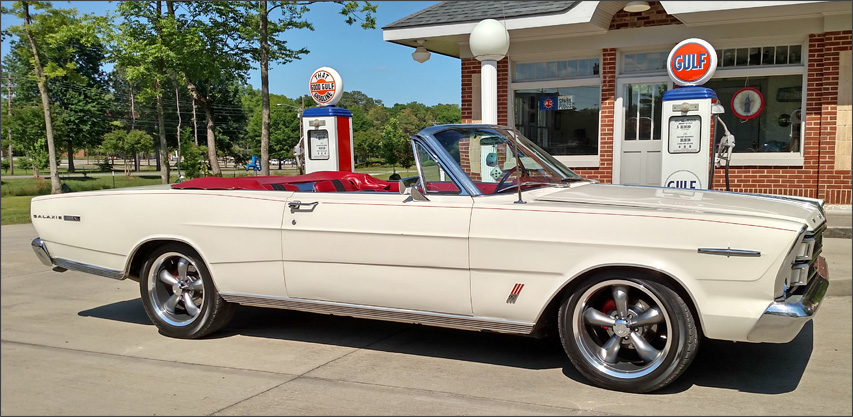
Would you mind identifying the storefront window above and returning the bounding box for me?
[513,86,601,156]
[705,75,803,153]
[716,45,802,68]
[515,58,600,81]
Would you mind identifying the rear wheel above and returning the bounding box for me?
[140,244,235,339]
[558,273,699,393]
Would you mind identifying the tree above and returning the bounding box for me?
[380,117,412,172]
[4,1,62,192]
[101,128,152,176]
[238,1,376,176]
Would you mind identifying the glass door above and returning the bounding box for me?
[617,79,670,185]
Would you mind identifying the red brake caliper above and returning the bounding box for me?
[600,299,616,329]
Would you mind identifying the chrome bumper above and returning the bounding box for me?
[31,238,55,267]
[747,255,829,343]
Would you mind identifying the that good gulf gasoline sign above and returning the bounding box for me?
[666,38,717,86]
[309,67,343,106]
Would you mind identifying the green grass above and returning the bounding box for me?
[1,195,34,225]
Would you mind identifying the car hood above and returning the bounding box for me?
[534,183,825,230]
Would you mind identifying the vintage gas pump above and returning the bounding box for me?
[660,38,730,190]
[301,67,355,173]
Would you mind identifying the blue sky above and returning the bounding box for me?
[1,1,461,106]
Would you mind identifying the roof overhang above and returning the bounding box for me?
[382,1,851,59]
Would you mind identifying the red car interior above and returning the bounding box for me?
[172,170,502,194]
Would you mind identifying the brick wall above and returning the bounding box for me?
[709,30,852,204]
[609,1,682,30]
[573,48,616,183]
[461,57,509,125]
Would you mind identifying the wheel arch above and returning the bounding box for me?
[125,238,206,282]
[531,264,704,339]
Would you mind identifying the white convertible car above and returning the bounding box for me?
[30,124,829,393]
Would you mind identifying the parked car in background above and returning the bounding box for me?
[30,124,829,393]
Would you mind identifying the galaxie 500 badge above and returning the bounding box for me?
[309,67,343,107]
[32,214,81,222]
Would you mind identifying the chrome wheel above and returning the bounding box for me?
[571,279,672,379]
[146,252,206,327]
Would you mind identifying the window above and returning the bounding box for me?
[716,44,802,68]
[413,141,461,195]
[513,86,601,156]
[705,75,803,153]
[623,52,668,74]
[515,58,600,82]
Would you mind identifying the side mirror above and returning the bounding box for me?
[399,176,429,201]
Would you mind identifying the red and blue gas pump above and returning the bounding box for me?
[300,66,355,174]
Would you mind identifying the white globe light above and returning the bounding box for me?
[469,19,510,61]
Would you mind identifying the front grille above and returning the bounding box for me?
[787,223,826,296]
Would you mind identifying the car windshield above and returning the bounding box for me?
[430,126,585,193]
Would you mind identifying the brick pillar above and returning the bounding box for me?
[599,48,617,183]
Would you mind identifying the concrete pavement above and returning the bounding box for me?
[1,223,851,415]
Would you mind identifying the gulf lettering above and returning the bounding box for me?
[673,53,708,72]
[666,180,698,189]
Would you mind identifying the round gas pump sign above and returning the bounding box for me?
[666,38,717,86]
[309,67,343,106]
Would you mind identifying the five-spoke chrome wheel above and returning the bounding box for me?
[140,244,235,339]
[146,252,206,327]
[572,280,671,379]
[559,274,698,393]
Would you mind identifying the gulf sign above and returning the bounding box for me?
[666,38,717,86]
[309,67,343,106]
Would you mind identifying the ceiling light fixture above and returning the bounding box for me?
[412,39,431,63]
[623,1,651,13]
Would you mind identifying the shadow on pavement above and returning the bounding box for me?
[79,299,813,394]
[78,298,151,326]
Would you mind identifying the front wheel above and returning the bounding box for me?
[558,274,699,393]
[140,244,235,339]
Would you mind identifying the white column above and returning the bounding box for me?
[480,60,498,124]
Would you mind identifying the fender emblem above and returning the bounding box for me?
[506,283,525,304]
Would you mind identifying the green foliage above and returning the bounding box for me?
[380,117,413,170]
[179,139,209,179]
[1,159,10,173]
[101,129,153,175]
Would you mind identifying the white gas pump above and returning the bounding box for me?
[302,67,355,174]
[660,38,723,190]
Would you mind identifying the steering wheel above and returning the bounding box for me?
[494,169,515,194]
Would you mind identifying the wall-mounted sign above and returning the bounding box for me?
[666,38,717,86]
[309,67,343,106]
[538,95,575,111]
[731,87,765,120]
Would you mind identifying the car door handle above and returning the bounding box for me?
[288,200,319,210]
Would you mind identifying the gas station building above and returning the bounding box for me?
[383,1,853,204]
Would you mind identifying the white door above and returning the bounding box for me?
[616,79,671,185]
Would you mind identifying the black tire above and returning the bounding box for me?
[139,243,235,339]
[558,273,699,393]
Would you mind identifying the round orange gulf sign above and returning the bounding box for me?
[666,38,717,86]
[309,67,343,106]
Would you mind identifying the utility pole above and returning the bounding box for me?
[192,97,198,145]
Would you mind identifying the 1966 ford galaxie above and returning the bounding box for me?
[30,124,829,393]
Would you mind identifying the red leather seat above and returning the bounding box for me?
[313,179,357,192]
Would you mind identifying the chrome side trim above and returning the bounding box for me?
[53,258,125,280]
[748,256,829,343]
[220,293,535,334]
[697,248,761,257]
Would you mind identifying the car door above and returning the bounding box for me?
[281,176,474,316]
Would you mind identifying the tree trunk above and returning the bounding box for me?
[185,79,220,176]
[6,75,13,175]
[259,0,271,176]
[155,82,170,183]
[201,101,220,176]
[66,141,75,172]
[22,1,60,194]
